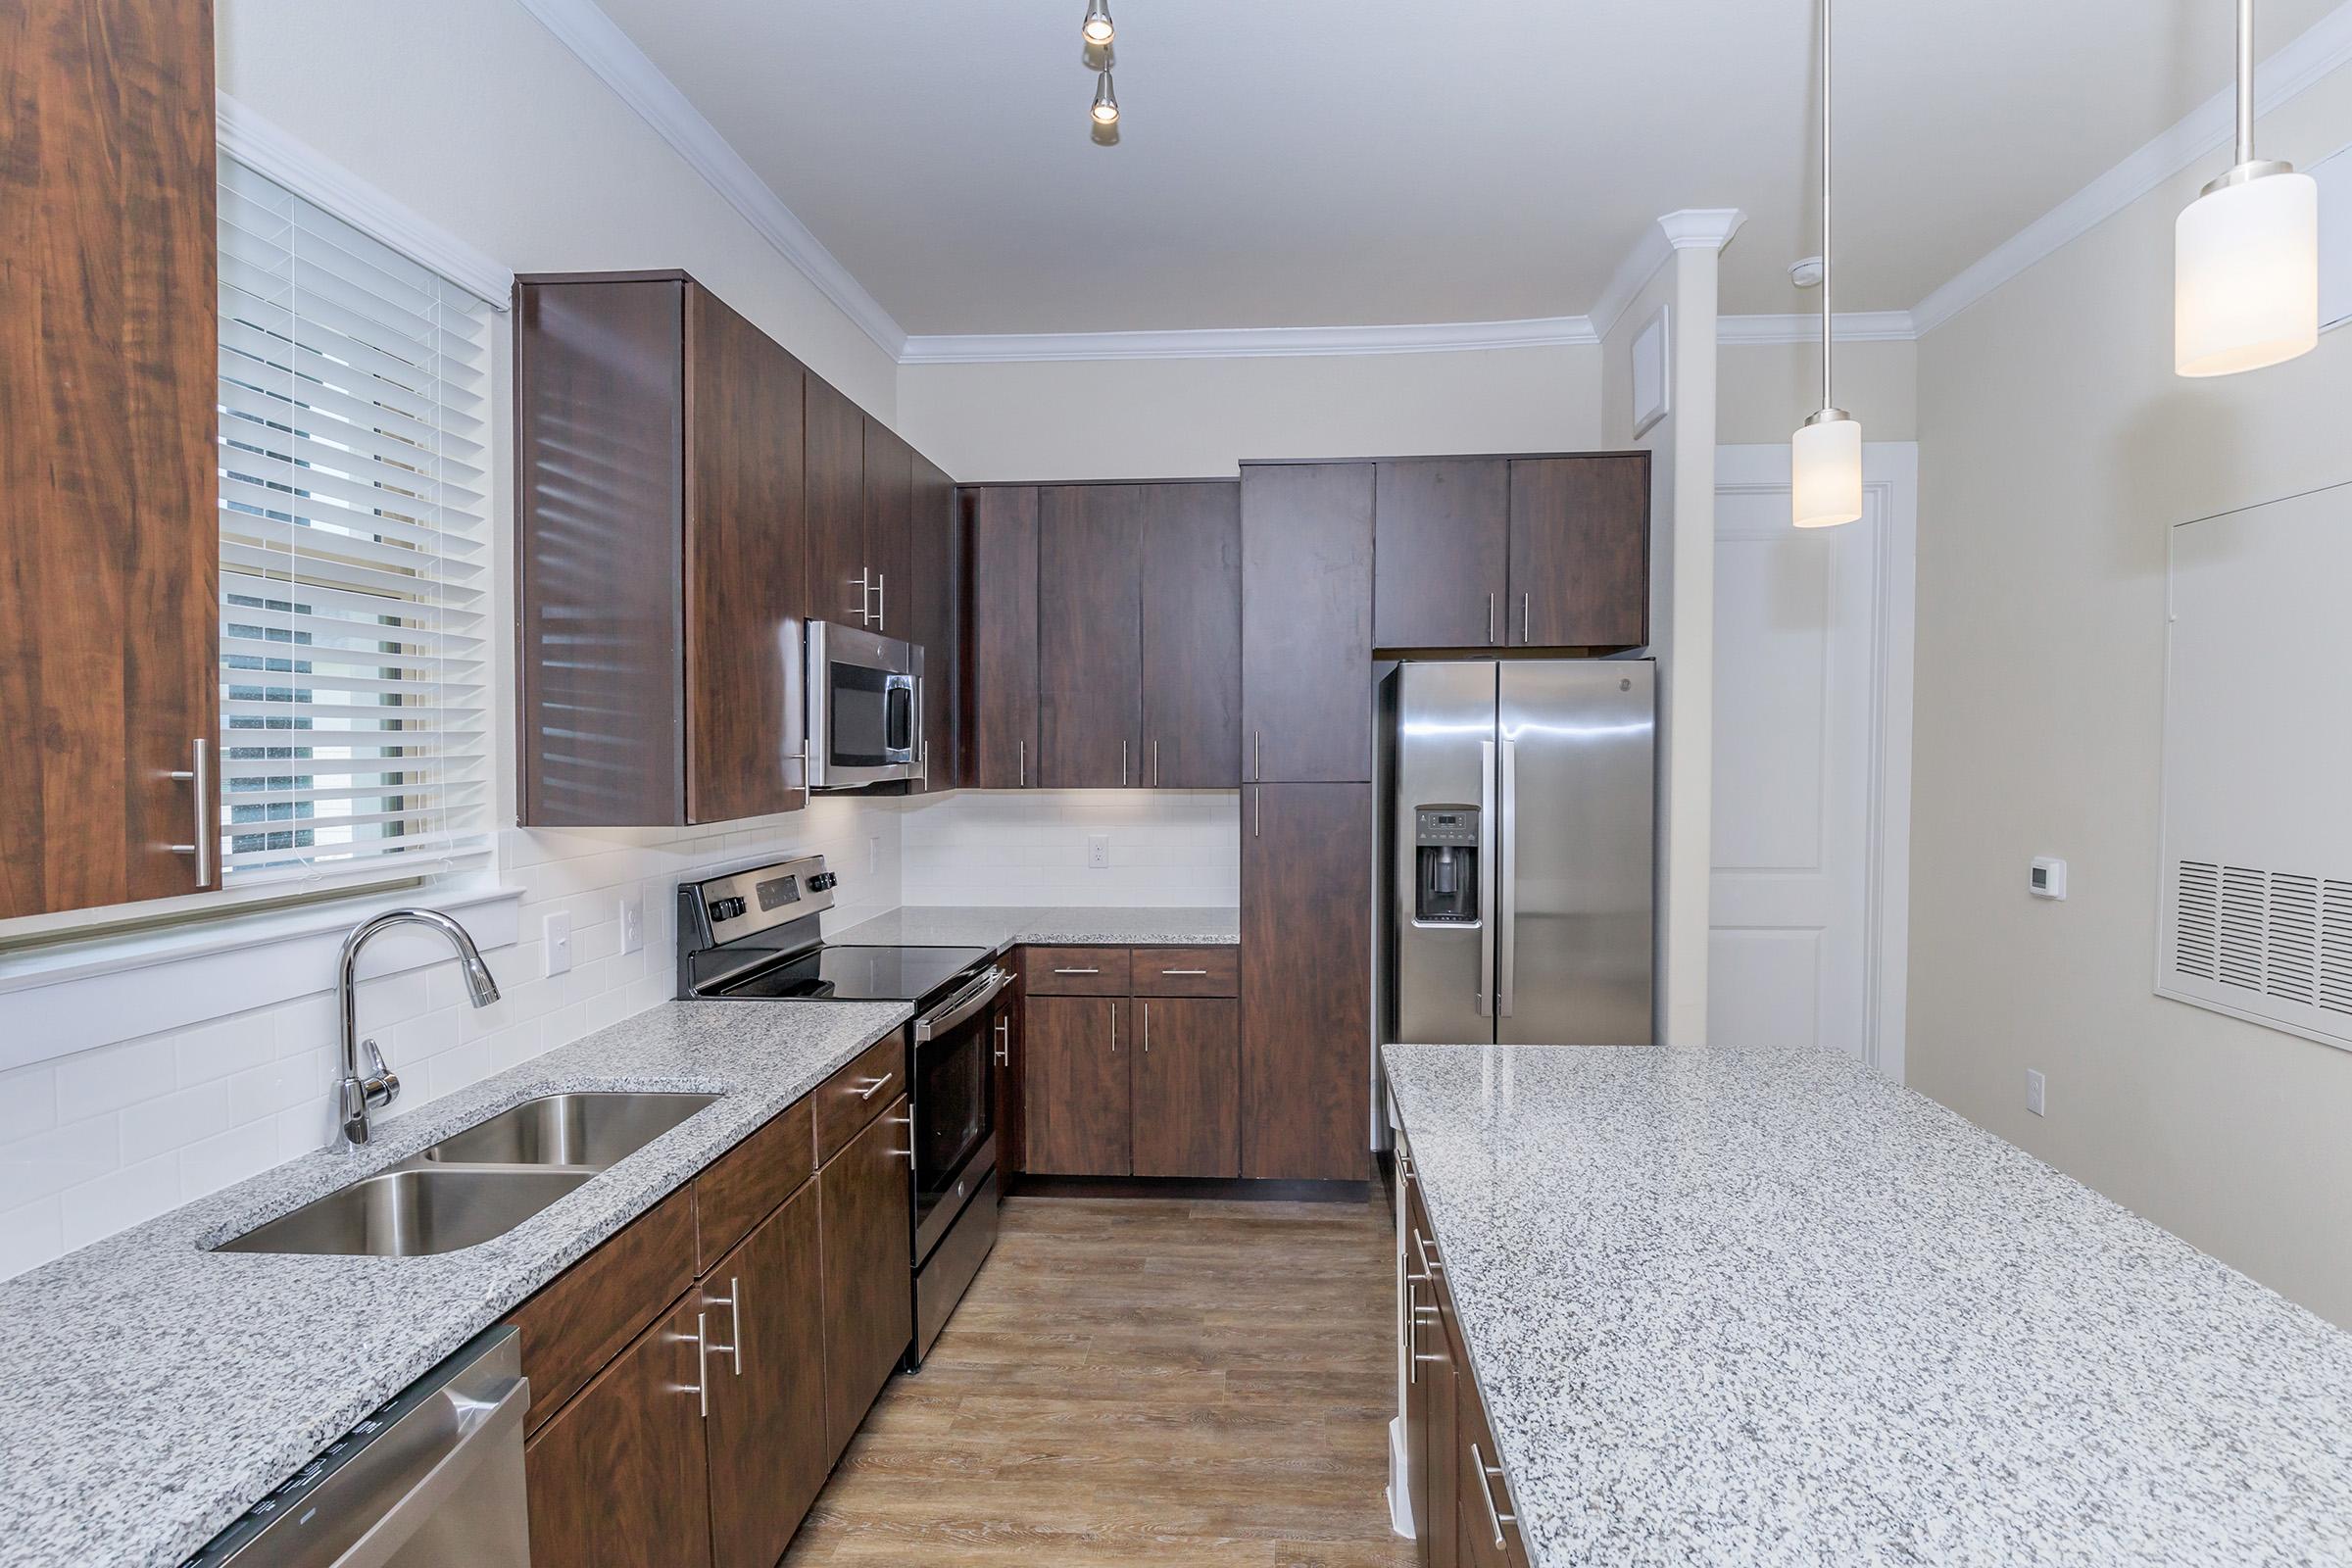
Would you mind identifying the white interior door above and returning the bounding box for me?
[1709,444,1914,1076]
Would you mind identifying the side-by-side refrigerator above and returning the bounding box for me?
[1377,660,1656,1047]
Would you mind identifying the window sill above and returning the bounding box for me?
[0,879,525,1074]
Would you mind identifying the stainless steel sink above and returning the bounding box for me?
[419,1092,718,1169]
[217,1167,595,1257]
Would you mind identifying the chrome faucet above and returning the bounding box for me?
[338,908,502,1145]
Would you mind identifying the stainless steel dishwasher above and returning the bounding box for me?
[180,1326,531,1567]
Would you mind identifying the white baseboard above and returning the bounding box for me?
[1388,1414,1414,1538]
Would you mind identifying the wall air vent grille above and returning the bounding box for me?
[2174,860,2219,980]
[2264,873,2321,1005]
[2323,881,2352,1017]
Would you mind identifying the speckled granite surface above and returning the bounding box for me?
[0,999,909,1568]
[829,903,1240,951]
[1383,1044,2352,1568]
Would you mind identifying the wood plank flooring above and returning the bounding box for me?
[783,1194,1412,1566]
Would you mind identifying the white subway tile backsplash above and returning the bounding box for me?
[899,791,1239,907]
[0,796,904,1282]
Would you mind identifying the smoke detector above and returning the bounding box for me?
[1789,256,1826,289]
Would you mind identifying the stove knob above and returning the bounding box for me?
[710,896,748,923]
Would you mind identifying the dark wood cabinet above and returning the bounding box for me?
[1405,1179,1460,1568]
[1132,999,1241,1178]
[1037,486,1144,788]
[1374,460,1510,651]
[910,452,958,789]
[702,1182,828,1568]
[862,417,915,640]
[959,486,1041,788]
[1241,464,1376,785]
[1022,996,1130,1175]
[992,981,1025,1178]
[1242,782,1371,1180]
[803,375,867,628]
[1508,455,1649,649]
[516,271,808,827]
[819,1096,915,1461]
[1141,483,1244,787]
[1,0,219,918]
[524,1293,712,1568]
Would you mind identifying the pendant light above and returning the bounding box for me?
[1091,70,1120,125]
[1791,0,1862,530]
[1082,0,1115,46]
[2175,0,2319,377]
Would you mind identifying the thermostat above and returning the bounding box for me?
[2030,857,2068,900]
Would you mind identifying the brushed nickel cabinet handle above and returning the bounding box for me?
[1251,729,1261,783]
[1160,968,1208,976]
[851,568,872,626]
[1141,1002,1150,1054]
[1471,1442,1516,1546]
[705,1276,743,1376]
[854,1071,896,1102]
[1153,739,1162,787]
[994,1015,1010,1066]
[168,738,212,887]
[1109,1002,1119,1054]
[873,571,886,630]
[1251,784,1260,838]
[1487,592,1496,645]
[1053,966,1102,975]
[887,1111,914,1160]
[1121,739,1129,787]
[1018,738,1027,787]
[1520,590,1531,644]
[687,1312,710,1417]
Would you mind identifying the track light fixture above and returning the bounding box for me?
[1083,0,1114,47]
[1091,70,1120,125]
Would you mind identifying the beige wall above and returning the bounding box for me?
[217,0,900,416]
[1718,338,1918,444]
[1910,70,2352,1325]
[896,346,1603,480]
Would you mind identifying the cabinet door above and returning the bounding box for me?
[1508,455,1649,649]
[991,986,1024,1179]
[1374,460,1510,651]
[1241,464,1375,784]
[703,1183,828,1568]
[862,417,915,639]
[1,0,219,916]
[909,451,958,789]
[959,487,1040,788]
[1037,486,1144,788]
[1141,483,1243,787]
[1132,999,1239,1178]
[1021,996,1130,1175]
[1242,782,1371,1179]
[685,286,808,824]
[819,1097,913,1460]
[1454,1313,1530,1568]
[1406,1188,1459,1568]
[803,376,868,627]
[524,1295,711,1568]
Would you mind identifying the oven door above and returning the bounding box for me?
[807,620,925,790]
[910,964,1009,1260]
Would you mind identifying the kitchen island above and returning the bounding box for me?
[1384,1043,2352,1567]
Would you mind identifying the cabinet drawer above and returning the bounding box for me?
[1130,946,1238,997]
[696,1094,813,1273]
[1022,946,1132,995]
[509,1182,697,1436]
[814,1032,907,1167]
[1456,1326,1531,1568]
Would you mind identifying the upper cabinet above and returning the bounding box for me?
[959,487,1041,789]
[1241,464,1377,785]
[909,453,958,790]
[1140,484,1244,788]
[1370,454,1650,654]
[1037,486,1144,788]
[2,0,220,918]
[802,378,867,629]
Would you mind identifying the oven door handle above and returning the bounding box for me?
[914,965,1012,1042]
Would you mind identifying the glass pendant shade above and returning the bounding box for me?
[1791,412,1864,529]
[1091,71,1119,123]
[2174,169,2321,376]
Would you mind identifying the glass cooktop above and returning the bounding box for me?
[710,944,991,1004]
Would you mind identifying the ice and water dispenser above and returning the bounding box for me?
[1412,805,1482,925]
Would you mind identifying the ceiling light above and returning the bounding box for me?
[1083,0,1115,46]
[1792,0,1862,529]
[1092,71,1119,125]
[2175,0,2319,377]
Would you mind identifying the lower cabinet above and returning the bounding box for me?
[524,1296,712,1568]
[820,1095,916,1460]
[1020,977,1244,1180]
[1131,999,1240,1178]
[1023,996,1131,1175]
[703,1183,828,1568]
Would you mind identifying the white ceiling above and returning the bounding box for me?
[589,0,2346,336]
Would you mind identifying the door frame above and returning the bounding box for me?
[1713,442,1917,1082]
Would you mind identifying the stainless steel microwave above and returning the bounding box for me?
[806,619,924,791]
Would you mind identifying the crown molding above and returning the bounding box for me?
[217,94,515,309]
[1658,207,1749,251]
[1589,209,1747,342]
[1718,311,1919,345]
[513,0,909,358]
[1911,0,2352,335]
[899,315,1601,366]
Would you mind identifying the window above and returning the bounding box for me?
[215,156,495,890]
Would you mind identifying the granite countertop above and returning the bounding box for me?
[1383,1044,2352,1568]
[829,904,1240,953]
[0,998,910,1568]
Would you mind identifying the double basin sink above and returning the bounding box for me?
[216,1092,719,1258]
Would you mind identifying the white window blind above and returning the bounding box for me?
[215,157,495,888]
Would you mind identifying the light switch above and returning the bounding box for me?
[2026,1068,2046,1117]
[543,910,572,976]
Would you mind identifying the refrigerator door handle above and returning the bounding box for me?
[1478,738,1497,1017]
[1499,736,1518,1017]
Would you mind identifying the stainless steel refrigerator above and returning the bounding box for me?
[1377,660,1656,1047]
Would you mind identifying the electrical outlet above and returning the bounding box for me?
[2026,1068,2046,1118]
[543,910,573,977]
[868,834,880,874]
[619,892,644,956]
[1087,833,1110,870]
